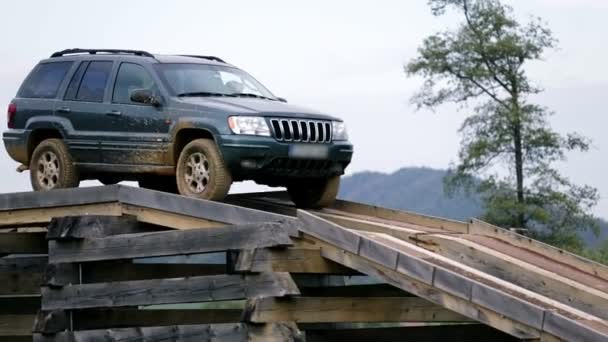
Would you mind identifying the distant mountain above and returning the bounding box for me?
[338,167,608,247]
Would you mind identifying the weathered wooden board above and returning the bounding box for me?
[0,314,36,337]
[0,232,47,254]
[246,296,471,323]
[42,272,300,310]
[33,309,244,333]
[33,323,303,342]
[0,203,123,227]
[304,324,518,342]
[48,221,294,263]
[46,215,146,240]
[234,248,355,274]
[0,296,41,314]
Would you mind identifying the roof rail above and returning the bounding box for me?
[179,55,227,63]
[50,49,155,58]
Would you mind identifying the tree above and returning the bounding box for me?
[406,0,598,245]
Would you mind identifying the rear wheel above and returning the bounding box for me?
[175,139,232,201]
[287,175,340,208]
[29,139,80,191]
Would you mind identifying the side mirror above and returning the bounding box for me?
[277,97,287,103]
[130,89,162,106]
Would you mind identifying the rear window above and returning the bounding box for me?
[18,62,73,99]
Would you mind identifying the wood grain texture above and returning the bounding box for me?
[0,232,47,254]
[246,296,471,323]
[42,273,300,310]
[0,203,122,228]
[234,248,355,274]
[46,215,144,240]
[33,322,304,342]
[48,221,293,263]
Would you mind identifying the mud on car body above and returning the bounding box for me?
[3,49,353,207]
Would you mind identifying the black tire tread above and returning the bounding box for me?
[29,138,79,191]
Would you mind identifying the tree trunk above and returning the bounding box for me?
[511,92,525,228]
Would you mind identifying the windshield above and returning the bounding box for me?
[154,63,276,99]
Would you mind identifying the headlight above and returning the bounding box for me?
[228,116,270,136]
[332,121,348,140]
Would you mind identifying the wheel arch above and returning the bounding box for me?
[171,128,216,164]
[27,128,64,163]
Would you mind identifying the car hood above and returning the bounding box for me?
[177,97,340,121]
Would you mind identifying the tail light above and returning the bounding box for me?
[7,103,16,129]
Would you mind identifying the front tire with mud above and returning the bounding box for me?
[287,175,340,208]
[29,138,80,191]
[175,139,232,201]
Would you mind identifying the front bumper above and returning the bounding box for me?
[216,134,353,183]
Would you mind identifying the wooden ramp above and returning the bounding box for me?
[0,185,607,342]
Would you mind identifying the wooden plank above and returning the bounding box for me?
[0,185,120,211]
[121,204,223,230]
[119,186,298,227]
[34,309,243,333]
[0,256,47,273]
[48,221,294,263]
[319,244,541,340]
[0,314,35,336]
[298,283,410,297]
[33,323,303,342]
[234,248,355,274]
[46,215,146,240]
[42,272,300,310]
[298,210,361,254]
[415,233,608,320]
[0,271,41,295]
[0,296,41,314]
[304,324,519,342]
[0,232,47,254]
[0,202,123,228]
[329,199,469,233]
[246,296,471,323]
[469,219,608,282]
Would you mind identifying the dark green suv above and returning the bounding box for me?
[3,49,353,207]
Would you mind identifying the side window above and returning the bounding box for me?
[112,63,157,104]
[64,62,89,100]
[75,61,113,102]
[18,62,73,99]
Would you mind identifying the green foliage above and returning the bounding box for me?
[406,0,598,246]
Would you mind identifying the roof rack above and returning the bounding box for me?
[179,55,227,63]
[50,49,155,58]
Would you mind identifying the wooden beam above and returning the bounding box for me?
[46,215,146,240]
[121,204,223,230]
[234,248,355,274]
[34,309,244,333]
[0,232,47,254]
[0,203,123,228]
[415,233,608,320]
[329,199,469,233]
[246,297,471,323]
[469,219,608,282]
[48,221,294,263]
[0,314,35,336]
[42,272,300,310]
[319,244,541,340]
[0,296,41,314]
[304,324,519,342]
[33,323,303,342]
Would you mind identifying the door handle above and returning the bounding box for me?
[57,106,71,113]
[105,110,122,116]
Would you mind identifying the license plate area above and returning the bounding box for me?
[289,144,329,159]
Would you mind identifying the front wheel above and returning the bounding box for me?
[29,139,80,191]
[287,175,340,208]
[175,139,232,201]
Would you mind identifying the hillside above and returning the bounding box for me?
[338,167,607,247]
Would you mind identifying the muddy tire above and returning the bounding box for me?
[139,175,178,194]
[175,139,232,201]
[287,175,340,208]
[29,138,79,191]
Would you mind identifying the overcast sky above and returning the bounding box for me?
[0,0,606,217]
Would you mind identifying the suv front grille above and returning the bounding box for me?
[269,118,332,143]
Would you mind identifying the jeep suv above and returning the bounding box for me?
[3,49,353,207]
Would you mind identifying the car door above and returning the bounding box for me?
[102,62,170,166]
[59,60,114,163]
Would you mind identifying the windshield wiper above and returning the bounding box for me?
[231,93,276,101]
[177,92,235,97]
